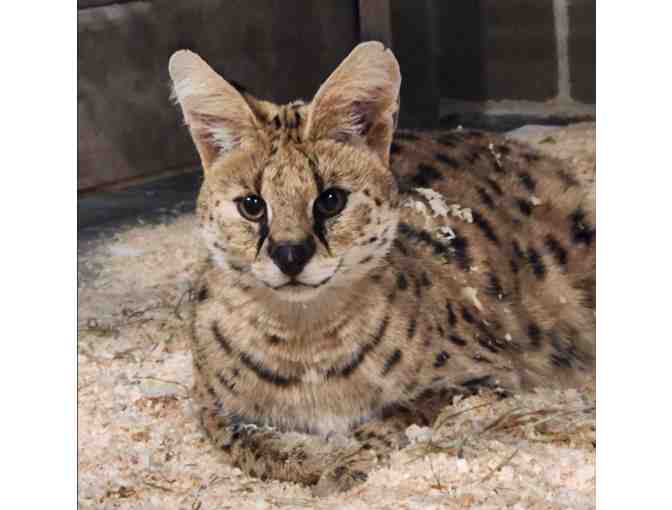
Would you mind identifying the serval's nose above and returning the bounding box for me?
[267,237,316,277]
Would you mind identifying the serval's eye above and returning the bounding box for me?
[314,188,348,218]
[237,195,266,222]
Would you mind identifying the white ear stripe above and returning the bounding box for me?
[168,50,257,166]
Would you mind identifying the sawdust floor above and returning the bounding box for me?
[78,123,596,510]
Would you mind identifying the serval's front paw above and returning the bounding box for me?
[312,446,379,497]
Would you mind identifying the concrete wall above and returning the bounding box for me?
[436,0,559,101]
[390,0,595,126]
[78,0,595,191]
[78,0,359,191]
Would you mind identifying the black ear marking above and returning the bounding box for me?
[228,79,248,94]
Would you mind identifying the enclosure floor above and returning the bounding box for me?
[78,123,596,510]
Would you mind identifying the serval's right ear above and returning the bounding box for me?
[169,50,259,169]
[305,41,401,166]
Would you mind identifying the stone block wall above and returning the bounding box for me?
[78,0,359,191]
[78,0,595,190]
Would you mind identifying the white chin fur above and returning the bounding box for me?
[271,285,324,303]
[252,258,341,290]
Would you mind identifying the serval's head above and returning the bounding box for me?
[170,42,401,302]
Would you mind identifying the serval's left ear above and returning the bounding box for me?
[305,41,401,166]
[169,50,260,170]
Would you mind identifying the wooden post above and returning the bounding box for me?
[358,0,392,47]
[388,0,440,128]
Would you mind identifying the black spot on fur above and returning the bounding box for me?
[327,315,390,379]
[397,273,409,290]
[496,144,511,155]
[549,330,582,367]
[522,152,540,163]
[527,247,547,279]
[434,351,450,368]
[420,271,432,287]
[447,302,458,327]
[418,230,433,245]
[451,232,472,271]
[211,322,232,354]
[239,353,300,387]
[545,235,568,269]
[551,353,573,369]
[381,349,402,376]
[557,169,579,187]
[512,240,525,260]
[374,197,382,207]
[216,371,238,395]
[528,323,542,347]
[577,276,596,309]
[449,334,467,346]
[518,172,537,192]
[229,262,244,273]
[477,187,495,209]
[461,375,493,388]
[397,223,452,260]
[412,163,443,187]
[465,151,481,164]
[360,255,374,265]
[397,222,411,235]
[351,471,368,482]
[414,276,423,299]
[407,318,417,340]
[472,210,500,244]
[267,335,282,345]
[510,258,519,274]
[569,208,595,247]
[486,178,504,196]
[435,153,460,169]
[477,336,500,354]
[368,236,379,244]
[486,273,504,298]
[516,198,533,216]
[205,382,218,400]
[393,238,409,256]
[461,306,475,324]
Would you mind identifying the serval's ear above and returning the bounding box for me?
[305,41,401,166]
[169,50,260,169]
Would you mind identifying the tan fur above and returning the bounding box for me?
[169,42,595,495]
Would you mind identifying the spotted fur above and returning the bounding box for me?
[169,42,595,495]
